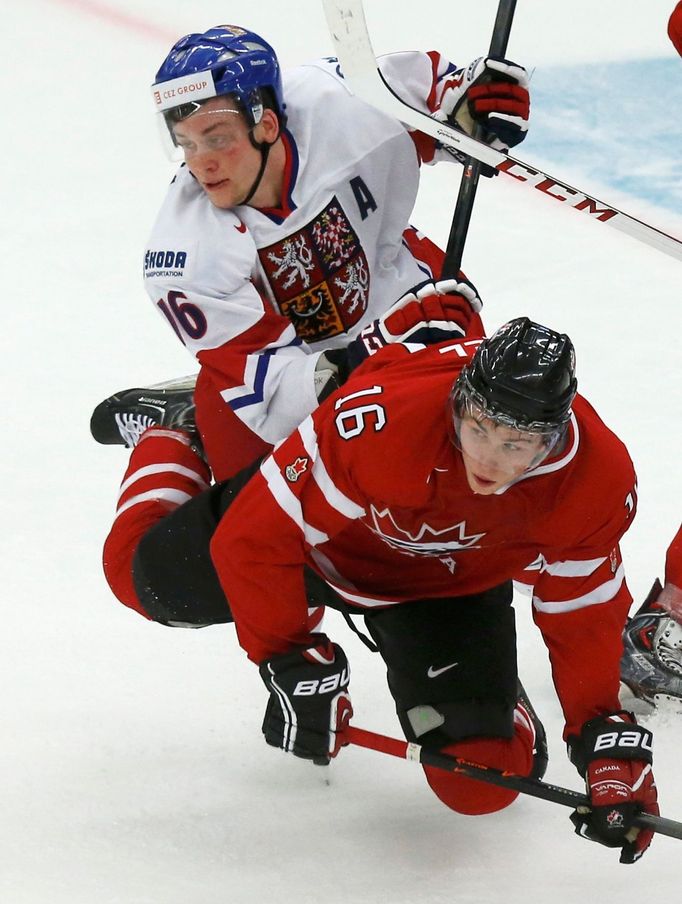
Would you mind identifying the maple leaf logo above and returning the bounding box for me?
[368,505,486,556]
[606,809,624,828]
[285,457,309,482]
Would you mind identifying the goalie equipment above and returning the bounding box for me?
[620,579,682,713]
[90,375,197,449]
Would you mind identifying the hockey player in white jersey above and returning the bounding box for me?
[93,24,530,479]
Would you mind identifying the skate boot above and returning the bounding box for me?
[516,679,548,781]
[620,579,682,713]
[90,375,197,448]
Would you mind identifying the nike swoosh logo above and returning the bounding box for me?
[235,221,247,233]
[427,662,459,678]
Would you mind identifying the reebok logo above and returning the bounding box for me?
[427,662,459,678]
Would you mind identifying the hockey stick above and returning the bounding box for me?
[346,725,682,841]
[322,0,682,263]
[442,0,517,277]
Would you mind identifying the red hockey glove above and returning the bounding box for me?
[568,712,658,864]
[259,637,353,765]
[436,56,530,151]
[344,277,482,372]
[669,1,682,56]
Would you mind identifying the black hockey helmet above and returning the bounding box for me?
[450,317,577,460]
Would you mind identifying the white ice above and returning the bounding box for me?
[2,1,681,902]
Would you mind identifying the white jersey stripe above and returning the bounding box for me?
[298,417,366,520]
[523,554,607,578]
[115,488,193,518]
[532,564,625,614]
[327,582,403,608]
[261,456,329,547]
[266,664,297,752]
[118,462,209,498]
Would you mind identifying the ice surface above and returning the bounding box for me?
[2,2,680,901]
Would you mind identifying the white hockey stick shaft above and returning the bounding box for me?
[322,0,682,263]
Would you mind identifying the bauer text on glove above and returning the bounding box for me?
[568,711,659,864]
[259,637,353,765]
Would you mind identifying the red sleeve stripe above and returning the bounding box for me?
[118,462,209,500]
[425,51,442,112]
[261,455,330,546]
[298,417,365,519]
[532,564,625,614]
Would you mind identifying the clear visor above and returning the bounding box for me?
[449,387,566,472]
[156,104,254,162]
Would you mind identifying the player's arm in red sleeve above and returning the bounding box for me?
[524,448,638,738]
[210,408,367,664]
[530,544,633,738]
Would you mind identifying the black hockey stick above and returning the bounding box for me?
[442,0,517,277]
[346,725,682,841]
[322,0,682,262]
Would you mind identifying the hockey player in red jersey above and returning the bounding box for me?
[101,283,483,623]
[91,24,530,479]
[617,3,682,712]
[670,1,682,55]
[213,318,658,864]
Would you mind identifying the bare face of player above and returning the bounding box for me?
[458,412,548,495]
[171,96,283,208]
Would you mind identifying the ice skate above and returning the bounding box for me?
[620,580,682,714]
[90,375,198,448]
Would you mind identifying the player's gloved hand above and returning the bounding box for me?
[259,636,353,765]
[344,277,482,372]
[436,56,530,150]
[568,711,658,864]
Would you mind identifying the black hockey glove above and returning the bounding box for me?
[568,711,658,864]
[259,637,353,765]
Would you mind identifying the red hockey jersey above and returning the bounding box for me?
[213,342,638,736]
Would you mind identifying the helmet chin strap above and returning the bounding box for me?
[240,129,277,206]
[240,142,271,206]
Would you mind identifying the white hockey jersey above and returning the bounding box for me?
[144,52,465,458]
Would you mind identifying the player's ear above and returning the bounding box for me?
[256,108,281,144]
